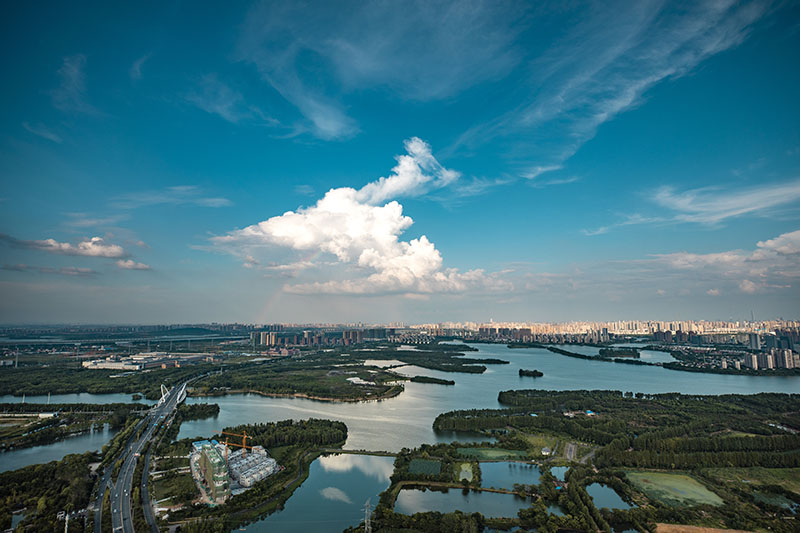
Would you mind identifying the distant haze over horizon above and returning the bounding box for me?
[1,1,799,323]
[2,319,797,331]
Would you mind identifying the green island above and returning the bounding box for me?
[598,347,640,358]
[519,369,544,378]
[190,359,405,401]
[353,347,509,373]
[409,376,456,385]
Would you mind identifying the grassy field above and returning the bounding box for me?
[626,471,723,507]
[152,472,197,504]
[457,462,473,481]
[702,467,800,494]
[408,458,441,475]
[154,457,189,471]
[0,417,32,439]
[457,447,528,460]
[518,431,558,453]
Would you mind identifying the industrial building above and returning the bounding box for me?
[81,351,214,370]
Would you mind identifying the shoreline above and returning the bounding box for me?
[188,384,404,403]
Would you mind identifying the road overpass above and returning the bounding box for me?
[96,381,187,532]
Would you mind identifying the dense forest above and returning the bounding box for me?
[409,376,455,385]
[214,418,347,449]
[435,390,800,466]
[0,452,96,531]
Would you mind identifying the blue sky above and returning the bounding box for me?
[1,0,799,324]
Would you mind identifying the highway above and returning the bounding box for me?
[104,382,187,532]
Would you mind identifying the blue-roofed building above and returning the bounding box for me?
[192,440,212,453]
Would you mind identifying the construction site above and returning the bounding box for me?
[191,430,281,503]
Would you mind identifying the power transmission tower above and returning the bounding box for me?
[363,498,372,533]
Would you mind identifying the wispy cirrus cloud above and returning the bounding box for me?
[186,74,274,125]
[64,213,129,228]
[652,179,800,224]
[111,186,232,209]
[583,178,800,235]
[2,264,98,277]
[449,0,772,177]
[0,234,127,258]
[129,53,151,80]
[22,122,62,143]
[50,54,102,116]
[237,0,525,140]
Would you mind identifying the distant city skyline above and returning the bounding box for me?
[1,1,800,323]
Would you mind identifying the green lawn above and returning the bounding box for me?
[408,458,441,475]
[457,448,528,460]
[518,432,558,453]
[625,471,723,507]
[702,467,800,495]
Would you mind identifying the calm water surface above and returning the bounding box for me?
[586,483,633,510]
[394,487,530,518]
[180,343,799,451]
[242,454,393,532]
[481,462,541,490]
[0,392,152,404]
[0,423,117,472]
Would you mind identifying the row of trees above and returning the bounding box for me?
[217,418,347,449]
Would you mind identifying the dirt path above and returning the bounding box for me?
[565,442,577,461]
[656,524,754,533]
[579,449,596,464]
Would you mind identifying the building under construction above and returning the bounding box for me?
[197,442,230,503]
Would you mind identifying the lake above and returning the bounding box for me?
[0,392,153,404]
[394,487,530,518]
[0,423,117,472]
[480,461,541,490]
[179,343,799,452]
[242,453,393,532]
[586,483,633,510]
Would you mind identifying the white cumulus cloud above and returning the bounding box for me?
[116,259,152,271]
[213,138,501,295]
[0,234,127,258]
